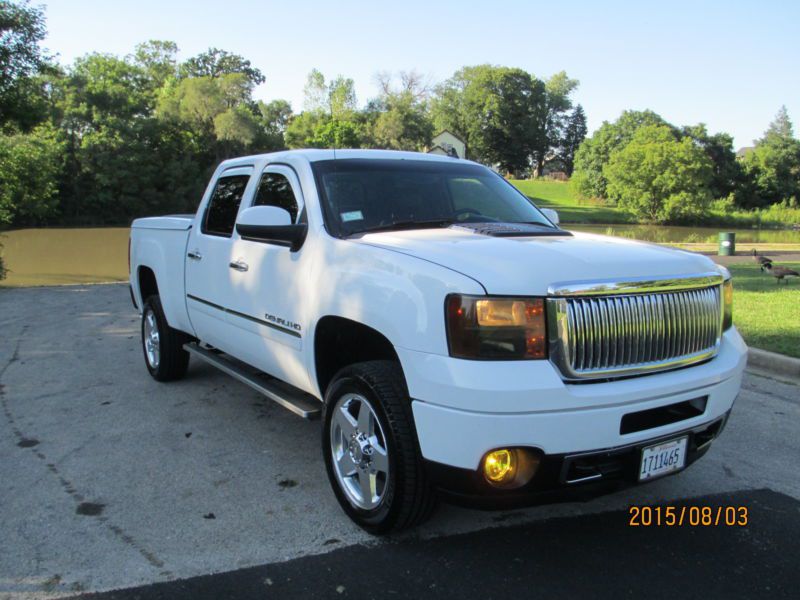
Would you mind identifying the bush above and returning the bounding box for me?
[696,194,800,228]
[0,124,64,226]
[603,125,713,224]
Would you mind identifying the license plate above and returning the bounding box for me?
[639,436,688,481]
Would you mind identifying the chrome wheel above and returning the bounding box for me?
[329,393,390,510]
[143,308,160,369]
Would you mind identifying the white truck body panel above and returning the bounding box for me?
[356,229,715,296]
[129,219,194,336]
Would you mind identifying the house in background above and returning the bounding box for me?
[427,130,466,159]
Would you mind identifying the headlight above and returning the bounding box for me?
[445,295,547,360]
[722,277,733,330]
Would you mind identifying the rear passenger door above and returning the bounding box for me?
[185,167,253,350]
[226,164,311,390]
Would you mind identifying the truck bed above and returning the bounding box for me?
[131,215,194,231]
[130,216,194,335]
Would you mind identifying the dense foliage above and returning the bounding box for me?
[572,107,800,224]
[604,125,713,223]
[0,0,798,240]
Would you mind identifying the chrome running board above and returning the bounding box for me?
[184,343,321,419]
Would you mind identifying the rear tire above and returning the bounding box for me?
[141,295,190,382]
[322,360,437,534]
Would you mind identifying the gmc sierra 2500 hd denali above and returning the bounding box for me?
[129,149,747,533]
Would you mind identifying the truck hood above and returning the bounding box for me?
[355,228,719,295]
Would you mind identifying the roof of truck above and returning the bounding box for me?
[217,148,476,169]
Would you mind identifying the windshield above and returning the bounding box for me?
[311,159,555,237]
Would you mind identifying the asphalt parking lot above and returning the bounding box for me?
[1,284,799,599]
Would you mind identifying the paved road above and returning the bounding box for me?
[1,284,798,599]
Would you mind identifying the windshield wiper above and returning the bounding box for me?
[354,219,455,235]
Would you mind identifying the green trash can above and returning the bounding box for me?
[718,232,735,256]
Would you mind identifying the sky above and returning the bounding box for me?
[40,0,800,149]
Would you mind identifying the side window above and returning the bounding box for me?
[253,172,299,223]
[202,175,250,237]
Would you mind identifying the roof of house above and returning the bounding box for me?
[432,130,466,145]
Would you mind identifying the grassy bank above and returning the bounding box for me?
[511,179,800,229]
[728,262,800,358]
[511,180,632,224]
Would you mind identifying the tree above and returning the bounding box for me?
[368,94,432,151]
[431,65,545,174]
[301,69,357,118]
[681,124,741,200]
[1,0,50,128]
[531,71,579,176]
[179,48,265,88]
[302,68,328,113]
[254,99,292,150]
[158,73,260,158]
[737,107,800,208]
[557,104,587,175]
[572,109,668,199]
[604,125,713,223]
[312,119,361,148]
[50,52,213,224]
[365,71,433,151]
[764,105,793,140]
[132,40,178,92]
[375,69,431,102]
[288,69,363,149]
[285,110,325,148]
[328,75,357,119]
[0,123,63,225]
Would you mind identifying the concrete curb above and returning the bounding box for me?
[747,347,800,380]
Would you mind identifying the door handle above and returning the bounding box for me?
[187,250,203,260]
[229,260,249,272]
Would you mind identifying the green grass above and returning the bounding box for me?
[728,262,800,358]
[510,179,633,224]
[510,179,800,229]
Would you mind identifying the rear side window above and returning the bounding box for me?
[253,172,299,223]
[202,175,250,237]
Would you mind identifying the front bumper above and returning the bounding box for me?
[424,413,730,509]
[403,328,746,471]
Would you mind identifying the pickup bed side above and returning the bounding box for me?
[130,217,194,337]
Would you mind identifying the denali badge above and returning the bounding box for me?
[264,313,302,332]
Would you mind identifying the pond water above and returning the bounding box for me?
[568,224,800,244]
[1,225,798,287]
[0,228,130,287]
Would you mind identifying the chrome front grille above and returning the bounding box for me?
[547,274,724,380]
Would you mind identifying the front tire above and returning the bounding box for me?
[322,361,437,534]
[141,295,190,382]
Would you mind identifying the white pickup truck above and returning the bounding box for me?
[129,149,747,533]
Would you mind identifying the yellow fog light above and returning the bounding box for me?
[484,449,516,483]
[482,448,541,488]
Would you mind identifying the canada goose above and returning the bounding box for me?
[751,248,773,269]
[763,263,799,284]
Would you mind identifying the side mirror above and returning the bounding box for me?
[541,208,559,226]
[236,206,307,252]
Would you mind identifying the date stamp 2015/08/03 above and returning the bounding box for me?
[629,505,748,527]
